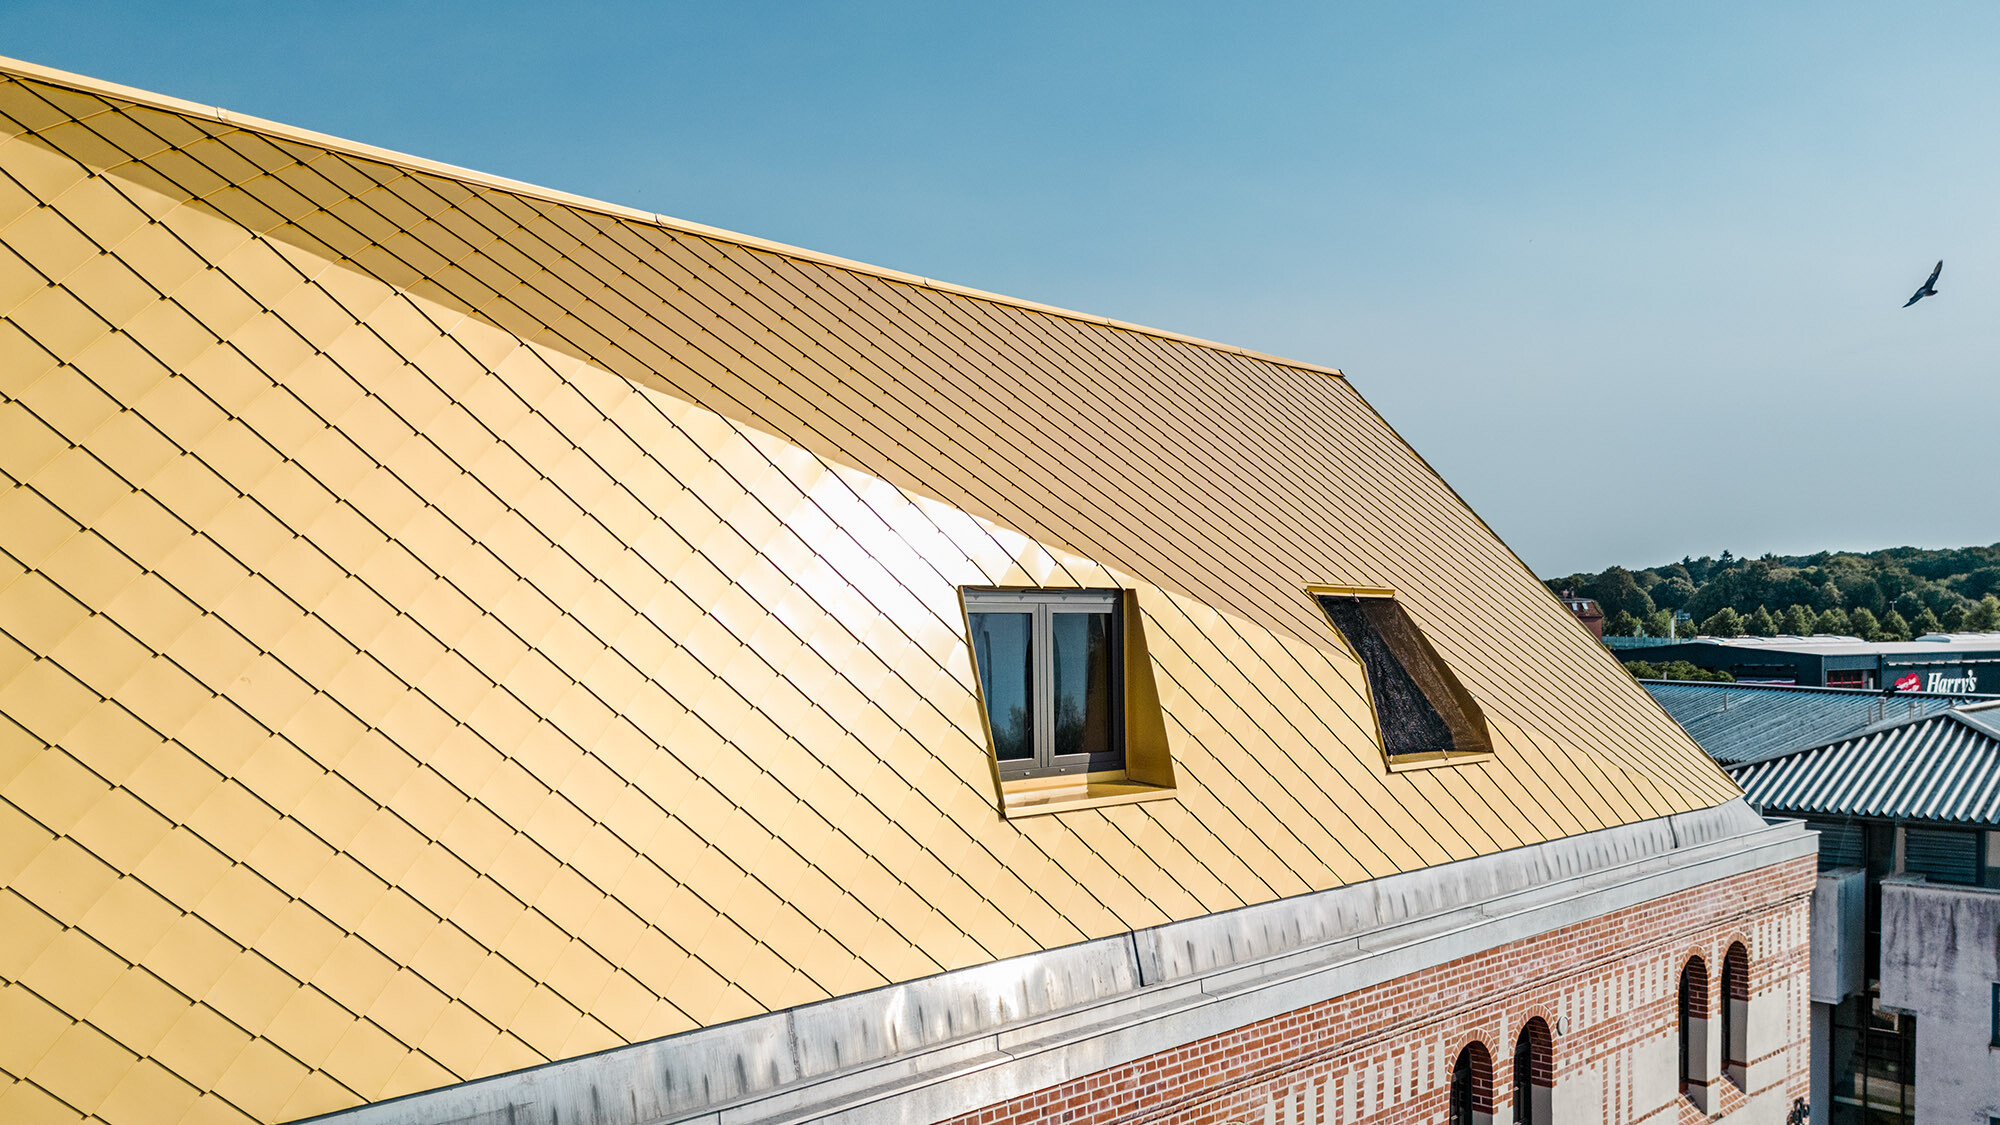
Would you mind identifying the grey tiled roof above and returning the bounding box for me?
[1643,680,1982,764]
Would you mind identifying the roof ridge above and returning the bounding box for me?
[1950,707,2000,741]
[0,52,1346,381]
[1731,704,2000,770]
[1639,678,1984,701]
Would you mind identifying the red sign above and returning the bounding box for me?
[1894,673,1921,692]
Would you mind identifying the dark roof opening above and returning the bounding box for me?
[1318,593,1492,757]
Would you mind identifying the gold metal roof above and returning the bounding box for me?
[0,57,1738,1125]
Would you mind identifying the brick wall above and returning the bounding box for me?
[946,856,1814,1125]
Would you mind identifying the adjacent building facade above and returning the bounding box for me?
[1731,702,2000,1125]
[1559,592,1606,638]
[0,57,1813,1125]
[1627,636,2000,693]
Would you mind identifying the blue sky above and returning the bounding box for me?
[7,2,1997,575]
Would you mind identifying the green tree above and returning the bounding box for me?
[1651,575,1697,611]
[1970,594,2000,632]
[1699,607,1744,638]
[1963,567,2000,601]
[1880,610,1912,642]
[1642,609,1675,638]
[1622,660,1658,679]
[1843,578,1886,615]
[1545,574,1594,599]
[1543,541,2000,639]
[1658,660,1733,682]
[1745,605,1778,636]
[1591,567,1655,620]
[1911,607,1942,636]
[1772,575,1817,609]
[1781,604,1815,635]
[1880,567,1918,607]
[1605,610,1641,637]
[1849,607,1881,641]
[1816,607,1851,636]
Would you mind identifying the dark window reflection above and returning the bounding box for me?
[1449,1046,1473,1125]
[1513,1029,1533,1125]
[970,612,1033,760]
[1904,827,1980,885]
[1052,611,1113,758]
[1830,994,1915,1125]
[1679,963,1696,1090]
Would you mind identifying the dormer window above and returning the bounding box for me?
[965,589,1123,779]
[960,587,1178,817]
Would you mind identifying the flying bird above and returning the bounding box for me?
[1903,260,1942,307]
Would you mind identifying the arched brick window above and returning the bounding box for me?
[1679,956,1713,1109]
[1721,943,1750,1089]
[1451,1041,1494,1125]
[1513,1017,1553,1125]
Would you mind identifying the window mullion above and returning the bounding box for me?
[1035,603,1054,768]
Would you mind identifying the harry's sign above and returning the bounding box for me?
[1925,670,1979,693]
[1893,670,1980,693]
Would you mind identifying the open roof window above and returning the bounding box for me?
[1313,587,1492,761]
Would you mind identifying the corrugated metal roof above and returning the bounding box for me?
[1729,704,2000,826]
[1643,680,1982,763]
[1684,633,2000,658]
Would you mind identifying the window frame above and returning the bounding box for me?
[1679,955,1712,1108]
[1721,943,1750,1089]
[1511,1018,1552,1125]
[1450,1041,1493,1125]
[1991,982,1999,1049]
[1512,1026,1533,1125]
[964,588,1125,781]
[1830,992,1916,1124]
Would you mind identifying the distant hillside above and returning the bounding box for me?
[1544,544,2000,641]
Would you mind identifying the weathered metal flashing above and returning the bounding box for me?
[296,800,1808,1125]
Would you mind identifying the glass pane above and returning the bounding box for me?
[1052,610,1114,758]
[1512,1032,1532,1125]
[1449,1048,1471,1125]
[970,612,1033,761]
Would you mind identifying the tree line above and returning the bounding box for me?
[1546,543,2000,642]
[1617,659,1734,683]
